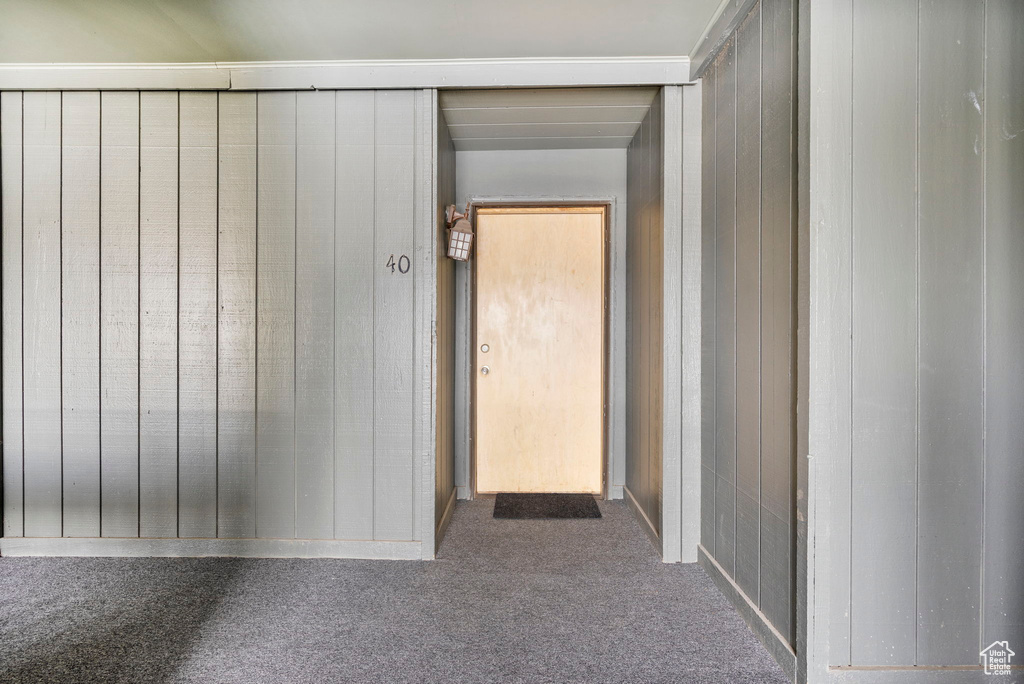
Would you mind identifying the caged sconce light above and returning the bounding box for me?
[446,204,474,261]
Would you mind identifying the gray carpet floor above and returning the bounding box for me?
[0,500,788,683]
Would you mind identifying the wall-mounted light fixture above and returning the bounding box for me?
[446,205,474,261]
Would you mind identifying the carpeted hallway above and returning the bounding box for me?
[0,500,788,683]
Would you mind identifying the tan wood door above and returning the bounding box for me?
[474,207,604,494]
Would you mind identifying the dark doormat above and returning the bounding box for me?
[493,493,602,519]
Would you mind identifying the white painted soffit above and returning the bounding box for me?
[440,86,659,151]
[0,57,692,91]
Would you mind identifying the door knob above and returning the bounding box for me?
[481,366,490,375]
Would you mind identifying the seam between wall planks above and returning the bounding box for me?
[332,92,336,540]
[292,90,296,539]
[371,91,376,539]
[0,91,4,538]
[215,91,219,539]
[1,91,4,537]
[914,1,921,663]
[254,92,259,538]
[59,92,64,538]
[175,91,179,538]
[21,90,24,539]
[977,0,985,656]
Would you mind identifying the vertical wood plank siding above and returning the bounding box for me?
[255,91,296,540]
[916,0,985,665]
[809,0,1023,670]
[624,87,689,560]
[217,92,258,539]
[0,92,24,537]
[372,91,416,542]
[733,5,762,603]
[60,91,101,538]
[434,104,456,532]
[625,90,664,540]
[294,90,336,540]
[178,92,219,539]
[98,91,140,537]
[700,0,797,647]
[139,91,179,538]
[21,91,63,538]
[333,91,376,540]
[713,39,738,578]
[0,90,435,548]
[983,0,1024,661]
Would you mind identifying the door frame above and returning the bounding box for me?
[467,200,612,499]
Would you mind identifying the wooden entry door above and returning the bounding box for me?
[474,207,604,494]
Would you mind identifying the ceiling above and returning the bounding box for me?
[440,87,658,151]
[1,0,723,64]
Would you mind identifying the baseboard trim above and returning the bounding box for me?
[435,488,458,554]
[623,485,661,555]
[823,666,1003,683]
[698,544,797,682]
[0,536,423,560]
[0,56,693,91]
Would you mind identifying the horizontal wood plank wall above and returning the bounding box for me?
[0,89,431,552]
[699,0,797,649]
[625,89,664,542]
[820,0,1024,669]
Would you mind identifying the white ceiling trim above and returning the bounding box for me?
[0,56,693,91]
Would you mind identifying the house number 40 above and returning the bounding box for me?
[386,254,410,274]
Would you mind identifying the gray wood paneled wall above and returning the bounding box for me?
[626,89,665,540]
[625,86,697,564]
[434,104,456,536]
[0,89,436,552]
[700,0,798,648]
[816,0,1024,670]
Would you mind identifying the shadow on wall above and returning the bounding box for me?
[0,557,245,681]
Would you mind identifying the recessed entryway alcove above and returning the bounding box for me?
[433,85,703,564]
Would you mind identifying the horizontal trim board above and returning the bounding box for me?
[824,667,1003,683]
[449,122,641,139]
[698,545,797,681]
[0,64,229,90]
[1,58,692,91]
[440,87,660,109]
[831,666,1015,672]
[0,537,423,560]
[453,137,634,151]
[442,105,652,126]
